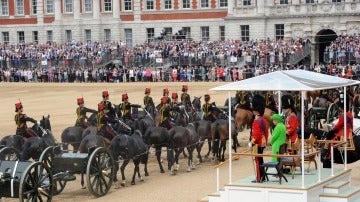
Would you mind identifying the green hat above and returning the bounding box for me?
[271,114,283,123]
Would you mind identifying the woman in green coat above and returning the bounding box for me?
[270,114,287,162]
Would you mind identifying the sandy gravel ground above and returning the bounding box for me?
[0,82,359,202]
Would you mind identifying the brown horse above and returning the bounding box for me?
[306,90,320,106]
[234,108,253,132]
[210,119,238,162]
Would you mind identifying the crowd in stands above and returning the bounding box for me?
[1,34,360,83]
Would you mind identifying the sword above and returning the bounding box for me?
[118,119,131,131]
[142,107,154,121]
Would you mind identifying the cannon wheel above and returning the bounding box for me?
[19,161,53,201]
[39,146,67,195]
[0,147,20,161]
[327,103,338,124]
[86,147,114,197]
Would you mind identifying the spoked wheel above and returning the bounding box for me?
[19,161,53,202]
[0,147,20,161]
[86,147,114,197]
[39,146,66,195]
[327,103,339,124]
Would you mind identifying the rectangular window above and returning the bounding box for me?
[2,32,9,44]
[240,25,249,41]
[65,30,72,42]
[65,0,73,13]
[219,0,227,7]
[124,0,132,11]
[147,28,155,43]
[31,0,37,14]
[182,27,191,39]
[306,0,315,3]
[1,0,8,16]
[104,0,112,12]
[201,0,209,8]
[104,29,111,41]
[243,0,251,6]
[279,0,288,4]
[332,0,342,2]
[18,31,25,43]
[219,26,225,41]
[47,30,53,42]
[125,29,132,48]
[85,30,91,42]
[201,26,209,41]
[164,0,172,9]
[275,24,284,40]
[164,27,172,39]
[146,0,154,10]
[182,0,190,8]
[46,0,54,13]
[33,31,38,43]
[16,0,24,15]
[84,0,92,12]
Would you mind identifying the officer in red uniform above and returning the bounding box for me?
[249,95,269,183]
[14,102,38,138]
[75,97,97,129]
[282,95,299,144]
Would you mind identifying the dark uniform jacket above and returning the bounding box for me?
[75,106,97,128]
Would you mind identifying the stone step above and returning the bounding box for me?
[323,180,350,194]
[319,186,360,202]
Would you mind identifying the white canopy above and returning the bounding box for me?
[211,69,360,91]
[210,69,360,188]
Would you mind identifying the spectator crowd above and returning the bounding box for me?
[1,33,360,83]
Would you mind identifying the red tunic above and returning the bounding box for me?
[286,113,299,143]
[332,111,353,140]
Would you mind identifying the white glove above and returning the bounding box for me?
[248,142,252,148]
[37,121,41,126]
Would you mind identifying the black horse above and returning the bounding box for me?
[109,130,149,188]
[21,128,57,161]
[191,96,203,121]
[135,115,155,137]
[301,127,360,167]
[143,126,169,173]
[61,112,97,153]
[167,123,199,175]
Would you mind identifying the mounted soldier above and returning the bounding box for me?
[100,90,115,119]
[14,102,38,138]
[75,97,97,129]
[181,85,192,111]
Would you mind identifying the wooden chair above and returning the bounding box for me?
[282,138,302,179]
[303,134,318,172]
[260,143,288,184]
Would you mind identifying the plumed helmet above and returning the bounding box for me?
[102,91,109,98]
[145,88,151,94]
[204,94,210,102]
[281,94,294,109]
[161,97,168,104]
[163,88,169,96]
[172,92,178,99]
[77,97,84,105]
[339,92,350,111]
[15,102,23,112]
[252,94,266,115]
[98,103,105,111]
[182,85,188,92]
[122,93,128,101]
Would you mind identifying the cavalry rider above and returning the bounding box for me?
[14,102,38,138]
[248,94,269,183]
[75,97,97,129]
[235,90,251,110]
[119,93,140,122]
[143,88,155,113]
[170,92,180,108]
[181,85,192,111]
[328,92,353,141]
[156,88,171,110]
[282,95,299,144]
[202,94,218,122]
[159,97,173,130]
[96,103,118,142]
[100,90,115,119]
[319,89,334,103]
[265,91,278,113]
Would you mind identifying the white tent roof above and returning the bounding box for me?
[211,70,360,91]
